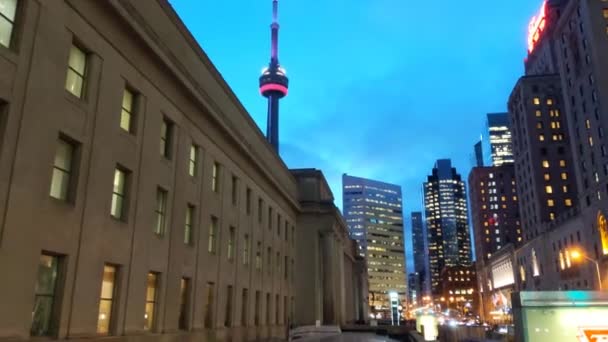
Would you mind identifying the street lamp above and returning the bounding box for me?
[570,249,602,290]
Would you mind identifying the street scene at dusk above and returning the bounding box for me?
[0,0,608,341]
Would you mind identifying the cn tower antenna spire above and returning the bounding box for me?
[259,0,289,153]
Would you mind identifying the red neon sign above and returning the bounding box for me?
[527,0,548,54]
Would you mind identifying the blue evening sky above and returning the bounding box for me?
[171,1,541,272]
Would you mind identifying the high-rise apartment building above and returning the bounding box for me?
[469,165,522,263]
[423,160,471,296]
[486,113,515,166]
[342,175,407,317]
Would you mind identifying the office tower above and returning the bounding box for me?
[259,0,289,152]
[411,212,428,297]
[469,165,522,263]
[508,75,578,241]
[343,175,407,317]
[486,113,515,166]
[472,140,485,167]
[423,160,472,296]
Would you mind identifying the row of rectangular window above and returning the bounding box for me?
[32,252,290,337]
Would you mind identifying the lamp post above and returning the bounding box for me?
[570,250,602,291]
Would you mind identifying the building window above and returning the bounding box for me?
[258,198,263,223]
[49,137,77,201]
[227,226,235,261]
[542,160,549,168]
[97,265,117,334]
[559,160,566,167]
[31,253,62,337]
[204,282,215,328]
[598,211,608,255]
[561,172,568,180]
[231,175,238,206]
[160,118,173,159]
[243,234,250,265]
[208,216,218,254]
[276,252,281,274]
[604,8,608,19]
[532,249,540,277]
[225,285,233,327]
[563,185,569,193]
[539,134,545,141]
[120,89,135,133]
[277,214,281,237]
[545,185,553,194]
[535,110,542,117]
[144,273,158,331]
[241,289,249,327]
[550,212,556,221]
[284,255,289,279]
[255,291,260,326]
[212,162,220,192]
[547,199,555,207]
[184,205,195,245]
[188,145,198,177]
[547,98,554,105]
[544,173,550,181]
[266,293,271,324]
[0,0,17,48]
[65,44,87,98]
[246,188,252,215]
[179,278,190,330]
[533,97,540,105]
[267,247,272,274]
[268,207,273,231]
[255,242,262,270]
[154,188,167,236]
[110,167,128,220]
[565,199,573,207]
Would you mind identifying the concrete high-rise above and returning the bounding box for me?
[411,212,428,297]
[342,175,407,318]
[486,113,515,166]
[423,160,471,296]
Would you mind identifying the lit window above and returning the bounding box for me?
[212,162,220,192]
[547,199,555,207]
[533,97,540,105]
[539,134,545,141]
[563,185,568,193]
[208,216,218,254]
[154,188,167,236]
[542,160,550,168]
[598,212,608,255]
[65,45,87,98]
[535,110,542,117]
[120,89,135,133]
[561,172,568,180]
[110,167,128,220]
[560,160,566,167]
[544,173,550,181]
[50,138,76,201]
[536,122,543,129]
[532,249,540,277]
[97,265,117,334]
[547,98,554,105]
[189,145,198,177]
[31,254,61,337]
[184,205,195,245]
[586,120,591,129]
[144,273,158,331]
[565,199,573,207]
[590,136,594,146]
[160,118,173,158]
[550,212,555,220]
[0,0,17,48]
[604,8,608,18]
[545,185,553,194]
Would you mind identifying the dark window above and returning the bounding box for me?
[225,285,233,327]
[204,282,215,328]
[160,117,173,159]
[31,253,63,337]
[179,278,190,330]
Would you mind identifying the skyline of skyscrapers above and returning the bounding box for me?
[342,174,407,317]
[423,159,472,295]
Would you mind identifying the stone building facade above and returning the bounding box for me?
[0,0,371,341]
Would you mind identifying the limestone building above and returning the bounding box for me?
[0,0,367,341]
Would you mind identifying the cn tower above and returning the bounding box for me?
[259,0,288,152]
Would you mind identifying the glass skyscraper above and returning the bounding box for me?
[423,160,471,296]
[342,174,407,318]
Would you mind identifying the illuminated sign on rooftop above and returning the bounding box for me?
[527,0,548,54]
